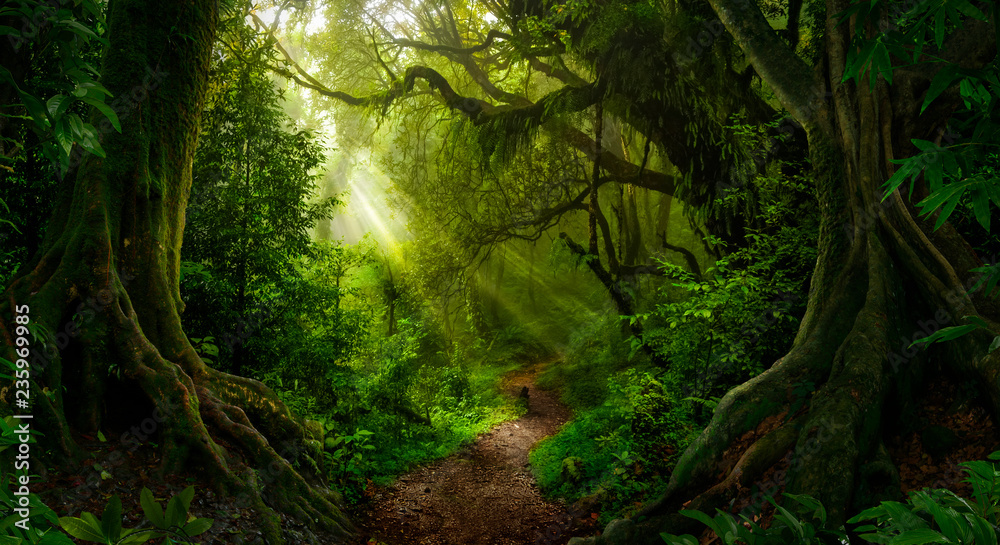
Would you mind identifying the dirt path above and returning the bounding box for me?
[353,361,595,545]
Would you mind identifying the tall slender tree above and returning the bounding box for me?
[185,24,335,376]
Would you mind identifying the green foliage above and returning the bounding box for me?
[532,354,697,522]
[532,160,814,519]
[663,450,1000,545]
[638,165,816,406]
[185,32,337,311]
[0,385,67,545]
[58,487,212,545]
[253,296,531,505]
[661,493,847,545]
[0,0,120,174]
[531,404,628,498]
[0,473,211,545]
[837,0,1000,232]
[182,17,360,381]
[848,451,1000,544]
[0,0,110,282]
[834,0,1000,374]
[0,480,72,545]
[324,429,377,502]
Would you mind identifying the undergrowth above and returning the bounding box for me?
[530,165,818,523]
[260,316,535,503]
[662,450,1000,544]
[530,313,699,523]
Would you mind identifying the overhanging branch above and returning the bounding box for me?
[391,29,515,55]
[705,0,823,127]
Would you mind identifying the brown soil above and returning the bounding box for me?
[29,360,598,544]
[352,361,598,545]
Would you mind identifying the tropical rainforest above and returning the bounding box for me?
[2,0,1000,543]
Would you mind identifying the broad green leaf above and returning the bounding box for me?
[933,192,962,230]
[182,517,213,536]
[966,513,997,545]
[920,64,959,113]
[57,19,102,41]
[19,90,50,129]
[38,532,76,545]
[100,495,122,542]
[660,534,698,545]
[78,96,121,132]
[80,512,101,531]
[951,0,986,20]
[771,503,804,537]
[165,494,184,527]
[78,134,106,158]
[679,509,724,536]
[874,42,892,87]
[912,491,960,541]
[910,324,978,348]
[971,183,991,231]
[178,486,195,511]
[58,517,105,542]
[881,501,928,530]
[118,527,159,544]
[166,487,195,528]
[46,94,72,119]
[140,488,165,528]
[888,528,947,544]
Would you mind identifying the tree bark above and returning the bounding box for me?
[571,3,999,544]
[0,1,353,542]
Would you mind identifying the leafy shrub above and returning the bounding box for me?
[849,451,1000,544]
[58,487,212,545]
[0,480,212,545]
[637,168,817,414]
[663,450,1000,545]
[324,429,377,503]
[531,367,697,522]
[661,493,846,545]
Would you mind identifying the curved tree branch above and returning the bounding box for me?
[704,0,824,127]
[391,29,515,55]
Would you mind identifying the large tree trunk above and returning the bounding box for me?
[571,4,998,545]
[0,1,352,543]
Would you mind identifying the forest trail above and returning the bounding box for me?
[353,359,594,545]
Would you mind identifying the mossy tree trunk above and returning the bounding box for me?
[573,3,999,544]
[0,1,352,542]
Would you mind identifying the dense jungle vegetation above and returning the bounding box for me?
[2,0,1000,543]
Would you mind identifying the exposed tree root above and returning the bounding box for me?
[571,82,1000,545]
[2,266,355,544]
